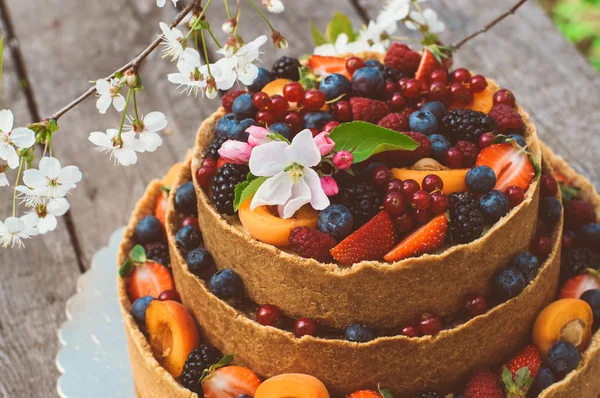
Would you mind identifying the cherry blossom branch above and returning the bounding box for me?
[49,0,199,121]
[451,0,529,51]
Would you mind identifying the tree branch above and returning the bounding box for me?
[50,0,198,121]
[451,0,529,51]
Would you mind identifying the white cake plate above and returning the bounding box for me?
[56,228,136,398]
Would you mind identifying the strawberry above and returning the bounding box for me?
[154,189,169,226]
[348,391,383,398]
[415,48,446,85]
[476,143,536,192]
[465,369,504,398]
[559,271,600,299]
[307,55,351,79]
[330,211,397,265]
[384,214,448,262]
[500,345,541,397]
[127,261,175,302]
[202,365,262,398]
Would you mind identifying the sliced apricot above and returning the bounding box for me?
[238,200,318,247]
[262,78,292,97]
[254,373,330,398]
[532,299,593,358]
[391,168,469,195]
[145,300,200,377]
[451,85,494,114]
[161,162,184,187]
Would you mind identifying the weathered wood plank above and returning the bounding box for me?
[358,0,600,187]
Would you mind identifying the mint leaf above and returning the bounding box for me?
[326,12,355,43]
[378,385,394,398]
[310,20,328,46]
[119,259,134,278]
[233,177,268,211]
[329,121,418,163]
[299,66,318,90]
[514,367,533,391]
[560,182,580,202]
[267,132,291,144]
[199,354,235,384]
[130,244,147,263]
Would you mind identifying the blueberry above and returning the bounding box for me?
[362,161,386,179]
[215,113,238,138]
[579,223,600,251]
[511,251,540,283]
[428,134,451,162]
[246,67,272,92]
[319,73,351,101]
[134,216,165,244]
[409,110,438,136]
[364,59,383,68]
[186,248,214,277]
[509,134,526,147]
[175,181,198,216]
[230,118,257,142]
[466,166,497,193]
[232,93,257,120]
[345,323,374,343]
[176,225,202,251]
[494,267,526,301]
[318,204,354,240]
[132,296,154,324]
[268,122,293,140]
[351,67,384,98]
[581,289,600,328]
[421,101,446,121]
[304,111,334,130]
[236,395,253,398]
[479,190,510,223]
[547,341,580,378]
[209,269,244,299]
[529,366,555,397]
[539,197,562,228]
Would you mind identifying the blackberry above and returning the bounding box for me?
[335,180,381,226]
[377,64,403,81]
[211,163,249,215]
[205,135,228,159]
[144,242,170,268]
[271,56,301,81]
[181,344,223,394]
[562,247,600,279]
[440,109,497,144]
[449,192,484,243]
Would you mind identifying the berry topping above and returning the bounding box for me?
[176,225,202,251]
[421,101,446,120]
[318,204,354,241]
[493,89,516,108]
[351,67,385,99]
[409,110,438,136]
[469,75,488,93]
[511,252,540,283]
[186,248,214,277]
[581,289,600,328]
[529,367,555,397]
[257,304,281,327]
[232,93,258,120]
[348,97,390,125]
[539,197,562,228]
[494,267,526,301]
[272,56,301,81]
[451,68,472,84]
[307,55,350,79]
[414,49,446,85]
[144,242,170,267]
[158,289,181,302]
[345,323,375,343]
[304,111,335,130]
[206,135,229,159]
[440,109,497,144]
[464,293,488,318]
[127,262,175,302]
[448,192,484,244]
[488,104,524,134]
[335,178,381,226]
[430,192,450,215]
[384,213,448,261]
[466,165,496,193]
[247,67,272,92]
[384,43,421,75]
[501,345,541,397]
[221,90,247,113]
[202,365,262,398]
[134,215,165,244]
[377,110,411,132]
[429,134,451,162]
[455,140,479,167]
[181,344,224,394]
[579,223,600,251]
[212,163,249,215]
[445,147,465,169]
[540,174,558,197]
[560,272,600,299]
[504,185,525,208]
[375,131,432,168]
[175,181,198,216]
[319,73,352,101]
[547,341,581,378]
[331,211,397,265]
[475,143,536,192]
[288,226,337,262]
[564,199,596,230]
[132,296,154,324]
[345,56,366,75]
[479,190,510,223]
[209,268,244,300]
[418,312,443,336]
[422,174,443,193]
[294,317,318,337]
[464,369,503,398]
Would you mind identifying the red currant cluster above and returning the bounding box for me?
[196,157,218,189]
[256,304,318,338]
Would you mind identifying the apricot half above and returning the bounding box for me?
[145,300,200,377]
[238,200,318,247]
[450,84,494,114]
[532,299,593,358]
[254,373,330,398]
[391,168,469,195]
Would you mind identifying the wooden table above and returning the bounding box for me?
[0,0,597,396]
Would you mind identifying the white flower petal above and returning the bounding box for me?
[89,131,112,147]
[139,131,163,153]
[282,178,311,219]
[4,216,24,233]
[304,168,330,211]
[144,112,168,133]
[250,171,293,210]
[96,95,111,114]
[115,148,138,166]
[38,214,58,234]
[156,0,167,7]
[95,79,110,96]
[22,169,46,190]
[0,173,8,187]
[285,129,321,167]
[39,157,62,179]
[0,109,14,133]
[249,141,289,177]
[11,128,36,149]
[59,165,83,185]
[112,95,126,112]
[0,145,19,169]
[48,198,70,216]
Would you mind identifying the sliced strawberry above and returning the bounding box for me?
[476,143,536,192]
[202,365,262,398]
[307,55,351,79]
[559,272,600,299]
[384,214,448,262]
[330,211,397,265]
[415,48,445,85]
[554,171,570,184]
[127,261,175,302]
[348,391,383,398]
[154,190,169,226]
[217,157,228,169]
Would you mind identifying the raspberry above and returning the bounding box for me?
[350,97,391,124]
[455,140,479,167]
[221,90,246,113]
[564,199,596,229]
[488,104,524,134]
[377,107,415,132]
[404,131,433,161]
[384,43,421,75]
[288,227,337,262]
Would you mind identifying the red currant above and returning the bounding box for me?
[445,147,465,169]
[403,79,423,99]
[428,81,450,104]
[401,321,420,338]
[493,89,516,108]
[384,80,400,98]
[370,166,391,190]
[540,175,558,198]
[505,185,525,208]
[294,317,317,337]
[282,82,304,103]
[402,179,420,201]
[464,293,488,318]
[158,289,181,303]
[422,174,443,193]
[333,100,352,121]
[195,165,216,189]
[398,77,409,91]
[393,212,416,233]
[412,190,431,210]
[384,191,407,216]
[430,69,448,83]
[269,95,289,117]
[303,89,326,111]
[449,82,473,105]
[283,111,303,133]
[531,235,552,259]
[256,109,276,126]
[257,304,281,327]
[414,208,431,224]
[418,312,442,336]
[252,92,272,109]
[469,75,488,93]
[389,92,407,110]
[386,178,403,193]
[562,230,576,251]
[202,158,217,168]
[182,216,199,229]
[429,192,449,215]
[346,57,365,75]
[451,68,471,84]
[323,121,340,133]
[479,132,496,149]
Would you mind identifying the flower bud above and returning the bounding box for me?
[271,31,288,49]
[218,140,252,164]
[320,176,339,197]
[332,151,353,170]
[222,18,236,34]
[247,125,270,147]
[313,131,335,156]
[262,0,284,13]
[125,69,142,89]
[205,76,218,99]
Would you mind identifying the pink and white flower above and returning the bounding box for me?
[218,140,252,164]
[313,131,335,156]
[320,176,339,196]
[247,125,271,147]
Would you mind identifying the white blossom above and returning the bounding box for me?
[0,109,35,169]
[15,186,49,208]
[122,112,167,153]
[216,35,268,87]
[405,9,445,33]
[0,165,8,187]
[0,216,39,248]
[261,0,284,13]
[156,0,178,7]
[168,59,208,97]
[21,157,82,199]
[159,23,200,66]
[23,198,70,234]
[89,129,141,166]
[95,78,126,114]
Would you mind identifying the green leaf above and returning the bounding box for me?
[325,12,355,43]
[267,132,291,144]
[378,385,394,398]
[529,153,541,180]
[233,177,268,211]
[199,354,235,383]
[299,66,318,90]
[130,244,147,263]
[119,259,134,278]
[329,121,419,163]
[514,367,533,391]
[233,180,250,211]
[310,20,328,46]
[560,182,580,202]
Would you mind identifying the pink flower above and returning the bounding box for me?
[332,150,353,170]
[247,125,271,147]
[218,140,252,164]
[313,131,335,156]
[320,176,339,196]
